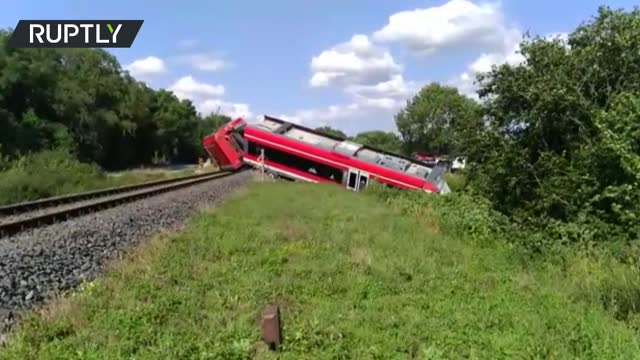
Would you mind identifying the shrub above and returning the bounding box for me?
[371,185,512,246]
[0,150,107,205]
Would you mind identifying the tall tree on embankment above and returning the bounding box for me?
[466,6,640,242]
[394,83,483,156]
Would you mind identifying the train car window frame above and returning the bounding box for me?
[358,172,369,191]
[247,140,344,183]
[347,170,358,190]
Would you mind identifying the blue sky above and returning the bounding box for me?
[1,0,637,135]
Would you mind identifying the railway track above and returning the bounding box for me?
[0,170,233,238]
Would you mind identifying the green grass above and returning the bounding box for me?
[0,150,213,206]
[2,182,640,359]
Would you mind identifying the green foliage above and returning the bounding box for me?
[374,184,640,334]
[314,126,347,139]
[0,150,191,206]
[351,130,402,153]
[3,182,640,358]
[462,6,640,242]
[0,150,107,205]
[0,30,219,170]
[200,114,232,136]
[443,171,466,192]
[374,185,510,247]
[395,83,483,156]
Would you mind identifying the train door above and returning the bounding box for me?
[346,169,370,191]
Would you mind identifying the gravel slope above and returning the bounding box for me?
[0,171,252,336]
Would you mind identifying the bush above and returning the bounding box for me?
[371,186,640,328]
[0,150,107,205]
[372,185,511,246]
[443,171,466,192]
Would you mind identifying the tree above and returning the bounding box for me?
[200,114,231,136]
[315,126,347,139]
[0,29,215,169]
[394,83,482,156]
[352,131,402,153]
[469,6,640,240]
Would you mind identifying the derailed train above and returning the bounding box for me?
[202,115,450,194]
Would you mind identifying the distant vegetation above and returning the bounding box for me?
[314,126,403,154]
[0,29,230,170]
[0,150,193,206]
[0,30,231,202]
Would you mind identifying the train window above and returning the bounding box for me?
[246,141,343,183]
[348,172,358,189]
[359,176,368,190]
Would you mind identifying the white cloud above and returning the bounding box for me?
[166,75,250,119]
[472,29,525,72]
[310,34,401,87]
[124,56,167,78]
[279,95,405,129]
[448,28,525,99]
[175,53,230,72]
[199,99,252,119]
[373,0,508,54]
[357,96,403,111]
[303,30,423,130]
[448,72,480,100]
[278,99,405,134]
[449,28,570,99]
[168,75,225,101]
[298,0,544,129]
[281,103,361,126]
[345,74,418,99]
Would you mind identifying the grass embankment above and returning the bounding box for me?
[0,150,212,206]
[2,181,640,359]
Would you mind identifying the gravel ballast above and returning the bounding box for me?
[0,171,252,335]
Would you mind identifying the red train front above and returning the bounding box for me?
[202,115,450,194]
[202,117,246,171]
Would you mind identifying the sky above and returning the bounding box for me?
[1,0,637,135]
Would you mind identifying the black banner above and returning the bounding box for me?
[7,20,143,48]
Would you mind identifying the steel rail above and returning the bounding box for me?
[0,171,224,216]
[0,170,234,238]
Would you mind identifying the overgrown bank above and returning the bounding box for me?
[458,6,640,244]
[2,181,638,359]
[0,150,201,206]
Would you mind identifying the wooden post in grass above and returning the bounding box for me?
[260,305,282,351]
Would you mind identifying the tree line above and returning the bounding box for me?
[466,6,640,242]
[395,6,639,243]
[0,30,231,170]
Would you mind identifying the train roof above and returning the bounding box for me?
[248,115,445,183]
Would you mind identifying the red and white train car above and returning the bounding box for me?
[202,115,450,194]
